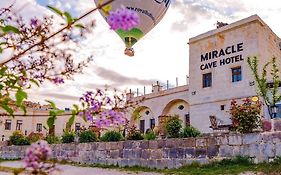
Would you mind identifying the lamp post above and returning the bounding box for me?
[271,105,278,119]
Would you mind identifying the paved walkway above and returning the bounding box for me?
[0,161,262,175]
[0,161,162,175]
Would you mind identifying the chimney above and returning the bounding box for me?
[152,81,162,93]
[126,89,134,101]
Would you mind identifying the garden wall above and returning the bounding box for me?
[1,132,281,169]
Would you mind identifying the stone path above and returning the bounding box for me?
[0,161,162,175]
[0,161,264,175]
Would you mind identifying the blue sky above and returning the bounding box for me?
[1,0,281,108]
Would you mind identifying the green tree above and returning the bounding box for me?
[247,56,281,118]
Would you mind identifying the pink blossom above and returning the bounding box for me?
[107,8,139,31]
[23,140,54,173]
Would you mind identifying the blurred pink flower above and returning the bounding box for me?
[107,8,139,31]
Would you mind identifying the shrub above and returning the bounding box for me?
[144,130,157,140]
[45,135,61,144]
[179,126,201,138]
[165,115,182,138]
[229,98,262,133]
[126,125,144,140]
[61,132,75,143]
[9,131,30,145]
[100,131,123,142]
[79,130,97,143]
[27,132,44,143]
[16,137,31,145]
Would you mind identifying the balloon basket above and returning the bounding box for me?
[124,48,134,57]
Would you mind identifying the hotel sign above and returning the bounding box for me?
[199,42,244,70]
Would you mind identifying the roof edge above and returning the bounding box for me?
[188,15,266,44]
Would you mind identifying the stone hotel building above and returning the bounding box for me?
[128,15,281,133]
[1,15,281,140]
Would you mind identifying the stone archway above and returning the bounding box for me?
[161,99,190,126]
[132,106,155,133]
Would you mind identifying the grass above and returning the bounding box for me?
[1,157,281,175]
[0,158,21,163]
[52,156,281,175]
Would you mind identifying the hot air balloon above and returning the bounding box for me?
[94,0,171,57]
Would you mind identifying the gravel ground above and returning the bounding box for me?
[0,161,266,175]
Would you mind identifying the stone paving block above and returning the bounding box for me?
[139,141,149,149]
[196,138,207,147]
[183,138,196,147]
[150,149,163,159]
[195,148,207,158]
[273,119,281,131]
[109,142,119,150]
[216,135,228,145]
[132,149,141,158]
[208,137,217,146]
[219,145,233,157]
[109,150,120,158]
[165,139,176,148]
[156,139,166,148]
[175,139,185,148]
[123,141,133,149]
[123,149,133,159]
[97,142,106,150]
[232,146,241,156]
[156,159,168,169]
[147,159,158,168]
[166,159,176,169]
[177,148,185,159]
[140,159,148,167]
[276,143,281,156]
[168,148,178,158]
[247,144,259,158]
[149,140,158,149]
[119,159,129,167]
[259,143,275,158]
[207,145,219,158]
[228,135,242,146]
[185,147,195,158]
[95,150,107,159]
[242,133,262,144]
[141,149,150,159]
[90,142,98,150]
[240,145,251,157]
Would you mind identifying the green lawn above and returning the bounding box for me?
[55,156,281,175]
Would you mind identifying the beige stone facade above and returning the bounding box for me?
[0,103,91,141]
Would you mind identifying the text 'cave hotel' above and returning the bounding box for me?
[127,15,281,133]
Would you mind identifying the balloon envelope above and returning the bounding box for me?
[94,0,170,49]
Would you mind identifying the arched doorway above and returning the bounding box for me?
[161,99,190,126]
[132,106,155,133]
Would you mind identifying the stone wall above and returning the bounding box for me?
[1,132,281,169]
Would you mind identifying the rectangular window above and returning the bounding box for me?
[203,73,212,88]
[4,119,11,130]
[36,123,42,132]
[185,113,190,126]
[16,120,23,130]
[75,123,81,132]
[150,118,155,129]
[232,66,242,82]
[140,120,145,133]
